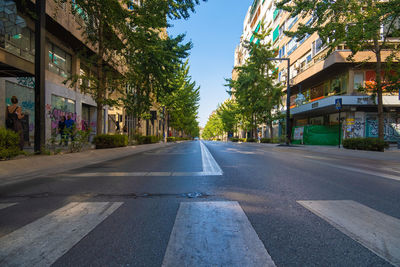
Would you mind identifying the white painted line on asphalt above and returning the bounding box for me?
[0,203,17,210]
[298,200,400,266]
[72,142,223,177]
[303,156,400,182]
[200,141,223,175]
[0,202,123,266]
[162,201,276,267]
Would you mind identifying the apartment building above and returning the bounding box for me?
[235,0,400,142]
[0,0,107,146]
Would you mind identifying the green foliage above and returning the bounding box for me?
[225,23,283,138]
[202,113,224,140]
[276,0,400,140]
[158,61,200,138]
[260,138,271,143]
[217,99,239,134]
[0,128,22,160]
[246,138,256,143]
[69,129,92,152]
[238,138,246,142]
[54,0,205,135]
[343,138,389,152]
[137,135,160,145]
[167,137,176,142]
[93,134,128,149]
[231,138,239,142]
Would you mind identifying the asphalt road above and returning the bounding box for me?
[0,141,399,266]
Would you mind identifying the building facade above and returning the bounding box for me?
[235,0,400,143]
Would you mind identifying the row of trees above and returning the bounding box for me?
[52,0,204,137]
[203,25,283,140]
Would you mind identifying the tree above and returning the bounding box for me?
[217,99,239,137]
[55,0,206,135]
[202,113,224,140]
[276,0,400,140]
[159,61,200,138]
[226,24,283,138]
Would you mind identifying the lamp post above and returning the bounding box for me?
[267,57,291,145]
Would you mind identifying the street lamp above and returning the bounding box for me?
[267,57,291,145]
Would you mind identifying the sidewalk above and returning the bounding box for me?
[0,142,175,187]
[273,143,400,162]
[234,142,400,162]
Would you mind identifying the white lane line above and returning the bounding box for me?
[303,156,400,182]
[0,203,17,210]
[298,200,400,266]
[0,202,123,266]
[199,141,223,175]
[72,141,223,177]
[162,201,275,267]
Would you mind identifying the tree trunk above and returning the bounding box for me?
[269,122,274,139]
[374,40,384,141]
[96,17,105,136]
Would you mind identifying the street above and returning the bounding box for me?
[0,141,399,266]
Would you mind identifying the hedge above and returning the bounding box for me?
[167,137,176,142]
[93,134,128,149]
[231,138,239,142]
[260,138,271,143]
[246,138,256,143]
[137,135,160,144]
[343,137,389,152]
[0,128,22,160]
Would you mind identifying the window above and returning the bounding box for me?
[279,45,285,58]
[273,9,280,21]
[287,38,298,56]
[306,53,312,63]
[312,38,323,57]
[48,43,72,78]
[273,25,279,42]
[0,27,35,62]
[286,15,298,30]
[354,72,364,90]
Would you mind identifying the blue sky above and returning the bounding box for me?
[167,0,252,127]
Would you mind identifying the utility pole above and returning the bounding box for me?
[34,0,46,153]
[267,57,291,145]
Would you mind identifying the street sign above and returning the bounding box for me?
[335,98,343,110]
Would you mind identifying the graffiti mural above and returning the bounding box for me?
[353,118,365,138]
[366,115,400,141]
[5,81,35,141]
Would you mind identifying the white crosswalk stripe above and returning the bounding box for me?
[0,203,17,210]
[162,201,276,267]
[0,202,123,267]
[298,200,400,266]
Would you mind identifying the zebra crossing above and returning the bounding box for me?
[0,200,399,266]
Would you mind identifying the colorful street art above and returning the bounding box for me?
[366,116,400,141]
